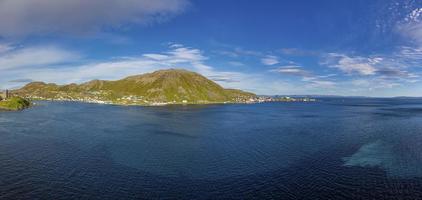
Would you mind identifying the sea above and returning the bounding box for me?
[1,98,422,199]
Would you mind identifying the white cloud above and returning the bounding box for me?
[270,65,337,89]
[168,43,184,48]
[270,65,311,77]
[323,50,420,82]
[261,55,279,65]
[398,46,422,61]
[0,46,79,70]
[143,53,170,60]
[398,8,422,46]
[404,8,422,22]
[324,53,377,75]
[0,0,190,36]
[279,48,320,56]
[167,47,207,63]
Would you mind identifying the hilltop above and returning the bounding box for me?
[14,69,256,105]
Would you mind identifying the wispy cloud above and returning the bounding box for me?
[376,68,417,79]
[322,50,420,81]
[207,75,240,83]
[270,65,311,77]
[397,8,422,46]
[397,46,422,63]
[0,0,190,36]
[323,53,377,75]
[325,47,422,92]
[270,65,337,89]
[0,46,80,70]
[278,48,319,56]
[307,80,336,88]
[261,55,279,65]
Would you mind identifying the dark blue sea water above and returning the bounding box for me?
[1,98,422,199]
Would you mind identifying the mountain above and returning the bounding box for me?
[14,69,256,105]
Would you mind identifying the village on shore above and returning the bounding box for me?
[17,92,316,106]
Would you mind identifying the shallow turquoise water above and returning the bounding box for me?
[1,98,422,199]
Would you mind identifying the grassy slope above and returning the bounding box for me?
[0,97,31,111]
[15,69,256,104]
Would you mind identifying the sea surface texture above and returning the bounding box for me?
[1,98,422,199]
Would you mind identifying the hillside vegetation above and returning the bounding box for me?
[15,69,256,105]
[0,97,31,111]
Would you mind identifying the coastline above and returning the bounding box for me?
[28,97,317,107]
[29,99,252,107]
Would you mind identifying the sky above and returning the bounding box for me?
[0,0,421,97]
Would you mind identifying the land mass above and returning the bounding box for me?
[0,97,31,111]
[14,69,257,106]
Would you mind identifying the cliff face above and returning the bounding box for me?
[15,69,256,104]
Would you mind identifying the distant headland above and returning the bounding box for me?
[0,92,31,111]
[13,69,315,106]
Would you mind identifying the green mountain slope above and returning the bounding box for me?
[15,69,256,105]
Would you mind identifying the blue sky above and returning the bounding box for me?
[0,0,421,96]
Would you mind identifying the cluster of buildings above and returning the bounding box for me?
[25,94,114,105]
[0,90,10,101]
[246,96,317,103]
